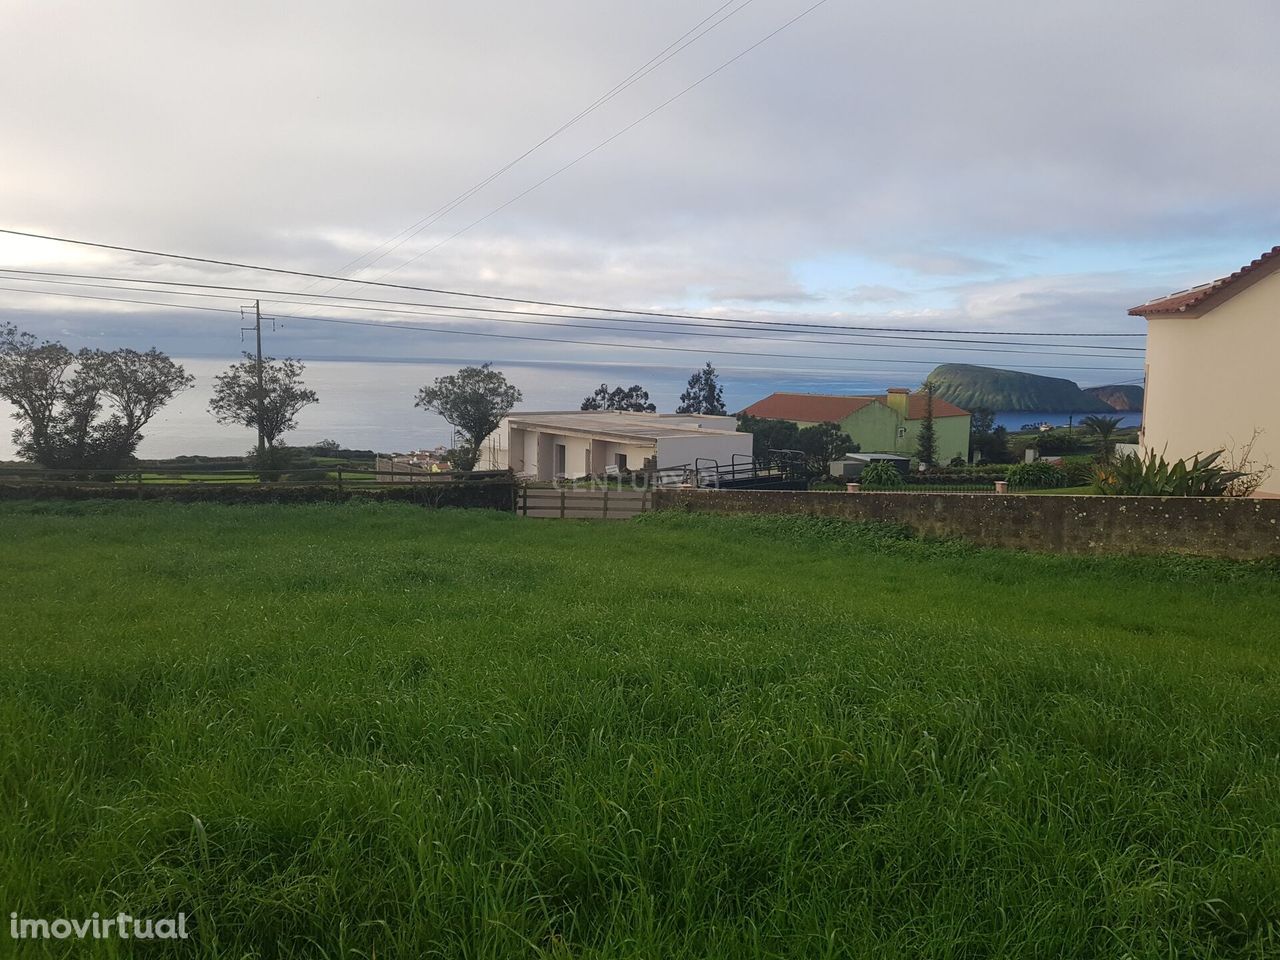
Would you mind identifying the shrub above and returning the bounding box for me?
[0,480,517,510]
[928,463,1010,477]
[1092,450,1245,497]
[1032,430,1076,455]
[860,462,905,488]
[1060,455,1098,486]
[1006,461,1069,489]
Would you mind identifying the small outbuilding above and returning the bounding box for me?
[827,453,911,480]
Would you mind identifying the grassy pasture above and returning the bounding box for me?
[2,501,1279,958]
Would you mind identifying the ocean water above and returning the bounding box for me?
[0,357,1141,460]
[0,358,879,460]
[993,410,1142,432]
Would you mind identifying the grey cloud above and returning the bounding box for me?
[845,285,911,304]
[879,252,1003,278]
[0,0,1274,377]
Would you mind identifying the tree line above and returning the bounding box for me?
[0,322,739,476]
[6,322,1072,477]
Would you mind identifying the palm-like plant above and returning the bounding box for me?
[1080,414,1124,461]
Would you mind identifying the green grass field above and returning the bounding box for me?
[2,502,1279,958]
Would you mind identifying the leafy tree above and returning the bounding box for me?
[795,421,858,472]
[969,407,1011,463]
[209,352,319,452]
[675,362,726,415]
[313,438,341,453]
[1032,429,1075,455]
[736,415,856,477]
[0,323,193,471]
[736,414,801,458]
[580,383,656,412]
[1080,414,1124,462]
[248,443,301,482]
[414,363,522,471]
[915,379,939,466]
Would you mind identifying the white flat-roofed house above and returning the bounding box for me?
[474,410,754,480]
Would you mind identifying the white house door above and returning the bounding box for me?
[554,443,566,478]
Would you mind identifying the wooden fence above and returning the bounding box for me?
[518,486,649,519]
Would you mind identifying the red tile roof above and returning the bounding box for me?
[739,392,877,422]
[1129,245,1280,317]
[739,391,968,422]
[906,393,969,420]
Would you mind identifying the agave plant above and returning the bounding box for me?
[859,461,905,489]
[1091,449,1246,497]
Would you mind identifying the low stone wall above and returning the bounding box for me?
[653,488,1280,560]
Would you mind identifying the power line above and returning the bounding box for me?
[0,285,232,315]
[0,228,1149,337]
[287,313,1142,372]
[369,0,836,275]
[0,270,1147,353]
[0,283,1142,374]
[0,276,1134,360]
[294,0,756,305]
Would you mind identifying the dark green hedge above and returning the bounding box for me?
[0,482,516,511]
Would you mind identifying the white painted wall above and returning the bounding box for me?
[476,417,750,478]
[656,432,754,468]
[1143,272,1280,496]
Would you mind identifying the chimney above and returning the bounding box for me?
[884,387,910,419]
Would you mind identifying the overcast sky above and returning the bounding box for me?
[2,0,1278,388]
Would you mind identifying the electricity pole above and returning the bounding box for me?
[254,299,266,465]
[241,301,267,469]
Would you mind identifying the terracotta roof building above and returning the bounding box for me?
[1129,245,1280,318]
[740,388,971,463]
[1128,245,1280,496]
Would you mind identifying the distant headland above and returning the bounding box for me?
[928,364,1143,414]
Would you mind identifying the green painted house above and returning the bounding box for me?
[740,388,971,463]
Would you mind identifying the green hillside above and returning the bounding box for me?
[928,364,1114,413]
[1083,384,1145,411]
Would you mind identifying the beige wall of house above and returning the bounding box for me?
[1142,272,1279,496]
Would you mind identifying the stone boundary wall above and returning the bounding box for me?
[653,489,1280,560]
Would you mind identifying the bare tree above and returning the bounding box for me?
[1221,428,1273,498]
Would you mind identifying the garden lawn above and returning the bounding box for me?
[2,501,1279,958]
